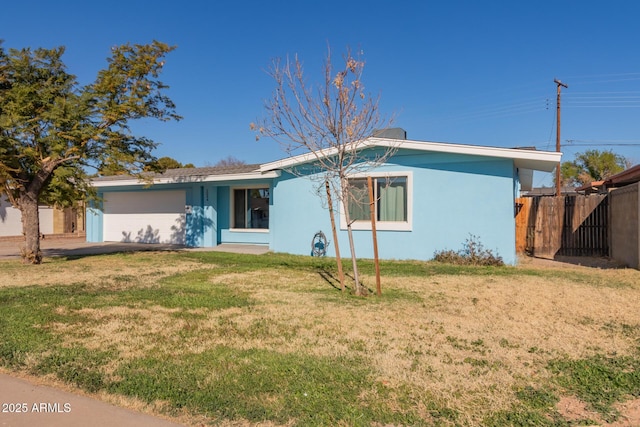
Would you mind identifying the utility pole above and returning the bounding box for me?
[554,78,568,197]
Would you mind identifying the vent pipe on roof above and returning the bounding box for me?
[372,128,407,140]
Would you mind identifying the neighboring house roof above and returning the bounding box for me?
[575,180,606,194]
[574,164,640,194]
[606,164,640,187]
[92,164,279,188]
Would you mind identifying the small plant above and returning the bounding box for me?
[433,234,504,266]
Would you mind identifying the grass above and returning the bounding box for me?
[0,250,639,426]
[548,354,640,422]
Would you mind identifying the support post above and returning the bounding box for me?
[554,78,568,197]
[367,176,381,296]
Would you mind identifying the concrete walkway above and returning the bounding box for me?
[0,373,182,427]
[0,237,270,260]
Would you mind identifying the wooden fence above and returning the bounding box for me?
[515,195,609,258]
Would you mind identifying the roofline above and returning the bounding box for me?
[92,170,281,188]
[259,137,562,173]
[605,164,640,185]
[576,180,605,192]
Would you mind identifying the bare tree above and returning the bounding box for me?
[252,46,396,296]
[211,156,246,168]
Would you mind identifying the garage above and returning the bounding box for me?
[103,190,186,244]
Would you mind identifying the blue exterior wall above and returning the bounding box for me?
[270,150,518,264]
[88,180,272,247]
[86,198,103,242]
[87,149,519,263]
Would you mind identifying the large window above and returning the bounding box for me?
[343,173,412,231]
[232,188,270,229]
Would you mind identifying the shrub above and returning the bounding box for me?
[433,234,504,266]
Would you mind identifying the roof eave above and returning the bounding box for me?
[92,170,281,188]
[260,138,562,173]
[605,164,640,186]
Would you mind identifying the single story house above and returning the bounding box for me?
[87,133,561,264]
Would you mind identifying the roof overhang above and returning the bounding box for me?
[606,164,640,186]
[92,170,281,188]
[260,137,562,173]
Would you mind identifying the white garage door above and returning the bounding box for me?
[103,190,186,244]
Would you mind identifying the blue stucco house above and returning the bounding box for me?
[87,133,560,264]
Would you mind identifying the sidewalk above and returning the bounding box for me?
[0,372,182,427]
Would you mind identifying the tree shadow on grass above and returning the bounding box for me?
[316,268,375,295]
[317,269,342,291]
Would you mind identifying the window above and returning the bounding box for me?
[342,173,412,231]
[232,188,269,229]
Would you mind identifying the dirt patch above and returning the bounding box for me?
[557,396,640,427]
[611,398,640,427]
[557,396,601,424]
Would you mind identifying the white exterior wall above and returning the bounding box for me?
[38,207,54,235]
[0,197,55,237]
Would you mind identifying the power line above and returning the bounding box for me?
[565,140,640,147]
[424,97,548,124]
[567,139,640,142]
[563,72,640,84]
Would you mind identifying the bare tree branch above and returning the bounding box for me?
[253,46,397,295]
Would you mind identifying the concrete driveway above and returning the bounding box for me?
[0,237,269,260]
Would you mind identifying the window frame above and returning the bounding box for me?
[339,171,413,231]
[230,185,271,232]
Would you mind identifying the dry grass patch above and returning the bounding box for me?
[52,306,186,360]
[70,264,635,423]
[0,252,210,288]
[2,251,640,425]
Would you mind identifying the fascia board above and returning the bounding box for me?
[260,137,562,173]
[92,170,281,188]
[372,138,562,169]
[259,146,342,172]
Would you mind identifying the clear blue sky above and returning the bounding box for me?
[4,0,640,186]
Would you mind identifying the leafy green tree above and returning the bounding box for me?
[0,41,181,263]
[561,149,630,187]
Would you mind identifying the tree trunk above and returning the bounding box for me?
[19,194,43,264]
[15,160,56,264]
[325,180,345,291]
